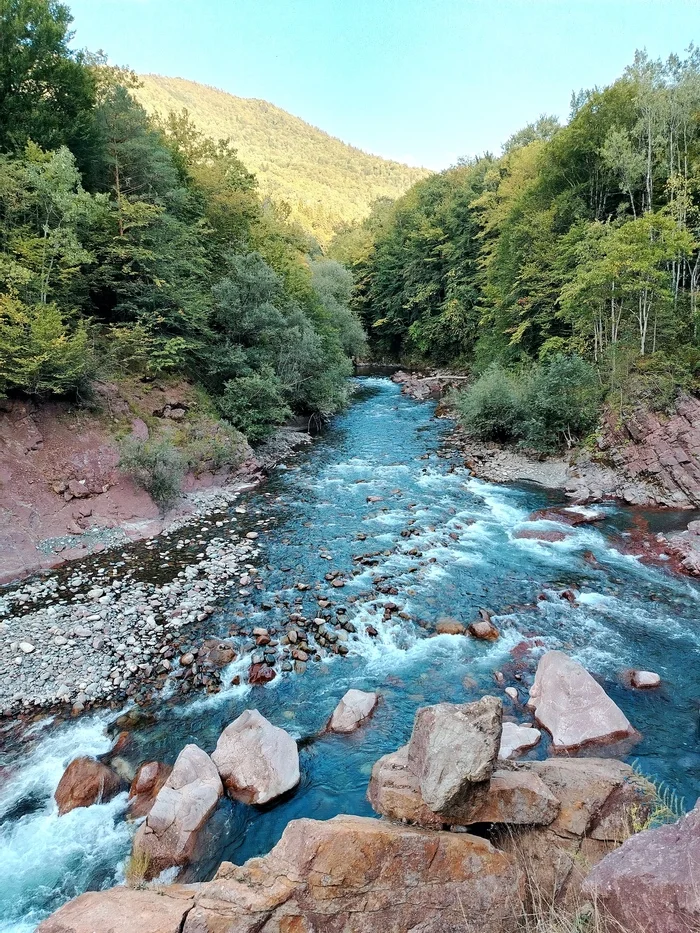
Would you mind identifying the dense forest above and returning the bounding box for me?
[337,48,700,451]
[133,75,428,246]
[0,0,369,468]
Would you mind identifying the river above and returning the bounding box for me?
[1,376,699,931]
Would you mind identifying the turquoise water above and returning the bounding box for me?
[1,377,699,930]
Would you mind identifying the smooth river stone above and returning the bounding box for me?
[132,744,222,877]
[631,669,661,689]
[328,689,379,733]
[212,708,299,805]
[527,650,639,752]
[498,721,541,759]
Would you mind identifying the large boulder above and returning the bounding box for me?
[54,757,124,815]
[211,709,299,805]
[36,887,197,933]
[368,745,449,828]
[127,761,173,820]
[493,758,656,908]
[327,689,379,733]
[583,803,700,933]
[527,651,639,752]
[407,696,502,817]
[132,744,222,878]
[183,815,525,933]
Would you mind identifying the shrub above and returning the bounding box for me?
[455,364,525,441]
[180,417,249,472]
[522,354,601,451]
[118,437,184,508]
[217,371,291,442]
[0,296,91,397]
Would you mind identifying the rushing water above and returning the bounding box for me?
[2,377,700,931]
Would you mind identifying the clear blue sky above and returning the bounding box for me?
[68,0,700,170]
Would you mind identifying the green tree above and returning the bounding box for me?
[0,0,97,162]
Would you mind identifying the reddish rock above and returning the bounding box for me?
[128,762,173,820]
[211,709,300,805]
[630,669,661,689]
[54,757,124,815]
[583,803,700,933]
[513,528,568,543]
[468,618,500,640]
[528,506,605,526]
[198,639,236,668]
[327,689,379,733]
[527,651,640,752]
[467,770,560,826]
[435,618,467,635]
[184,815,525,933]
[498,721,541,759]
[248,662,276,685]
[36,887,197,933]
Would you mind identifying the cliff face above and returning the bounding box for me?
[0,381,256,585]
[597,394,700,508]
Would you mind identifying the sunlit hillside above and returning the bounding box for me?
[133,74,430,245]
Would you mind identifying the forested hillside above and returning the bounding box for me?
[341,49,700,452]
[0,0,368,484]
[133,75,429,245]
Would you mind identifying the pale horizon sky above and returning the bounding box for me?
[68,0,700,171]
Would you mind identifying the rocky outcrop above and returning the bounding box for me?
[327,689,379,733]
[492,758,656,908]
[54,757,124,815]
[127,762,173,820]
[38,694,661,933]
[36,887,198,933]
[583,802,700,933]
[185,815,525,933]
[211,709,300,805]
[527,651,640,752]
[598,394,700,507]
[407,696,502,816]
[132,744,222,878]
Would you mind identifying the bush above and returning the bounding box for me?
[118,437,184,508]
[180,417,249,472]
[522,354,601,451]
[455,364,525,441]
[217,371,291,442]
[0,296,91,397]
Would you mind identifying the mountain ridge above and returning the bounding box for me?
[133,74,430,244]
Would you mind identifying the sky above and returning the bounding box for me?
[68,0,700,171]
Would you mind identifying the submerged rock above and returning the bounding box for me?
[435,618,466,635]
[132,744,222,878]
[327,689,379,733]
[54,757,124,815]
[527,651,639,752]
[631,669,661,689]
[583,802,700,933]
[211,709,299,805]
[407,696,502,816]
